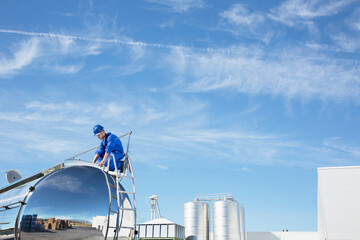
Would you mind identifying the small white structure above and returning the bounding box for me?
[137,218,185,240]
[148,195,162,220]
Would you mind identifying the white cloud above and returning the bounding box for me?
[156,164,169,170]
[219,4,274,43]
[0,129,80,154]
[0,38,40,76]
[1,95,359,169]
[238,167,252,172]
[145,0,204,12]
[0,112,24,122]
[134,124,360,168]
[0,29,174,77]
[118,45,146,75]
[346,8,360,32]
[323,137,360,157]
[331,33,360,52]
[52,63,85,74]
[165,45,360,103]
[26,101,83,112]
[220,4,264,26]
[268,0,354,26]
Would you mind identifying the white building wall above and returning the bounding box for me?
[318,166,360,240]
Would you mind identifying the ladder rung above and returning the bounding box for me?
[110,208,135,213]
[120,176,134,179]
[107,172,134,179]
[118,191,135,194]
[109,183,116,189]
[107,171,121,177]
[120,208,135,211]
[109,226,136,229]
[120,226,136,229]
[111,195,117,199]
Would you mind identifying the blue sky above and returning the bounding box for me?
[1,0,360,232]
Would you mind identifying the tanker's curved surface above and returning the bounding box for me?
[0,163,133,240]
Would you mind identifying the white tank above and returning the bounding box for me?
[239,206,246,240]
[184,201,209,240]
[213,199,243,240]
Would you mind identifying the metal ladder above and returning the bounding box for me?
[66,131,137,240]
[102,132,137,240]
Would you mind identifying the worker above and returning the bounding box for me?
[92,125,124,171]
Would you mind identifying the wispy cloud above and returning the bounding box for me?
[156,164,169,170]
[346,8,360,31]
[135,124,360,168]
[323,137,360,157]
[118,45,146,76]
[219,4,274,43]
[0,38,40,76]
[220,4,264,26]
[0,95,359,169]
[145,0,204,12]
[331,33,360,52]
[268,0,354,26]
[0,29,174,77]
[51,63,85,74]
[237,167,252,172]
[165,45,360,103]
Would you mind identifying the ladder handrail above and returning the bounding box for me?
[100,132,136,240]
[104,154,137,240]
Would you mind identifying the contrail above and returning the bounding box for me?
[0,29,256,56]
[0,29,172,49]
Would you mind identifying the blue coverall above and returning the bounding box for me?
[95,132,124,171]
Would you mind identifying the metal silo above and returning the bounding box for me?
[184,201,209,240]
[213,199,242,240]
[239,206,246,240]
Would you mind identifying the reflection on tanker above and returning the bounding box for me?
[0,164,134,240]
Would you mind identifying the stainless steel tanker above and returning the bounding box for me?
[0,160,135,240]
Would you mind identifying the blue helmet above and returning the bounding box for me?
[93,125,104,136]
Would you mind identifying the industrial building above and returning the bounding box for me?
[137,218,185,240]
[246,166,360,240]
[137,195,185,240]
[317,166,360,240]
[181,166,360,240]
